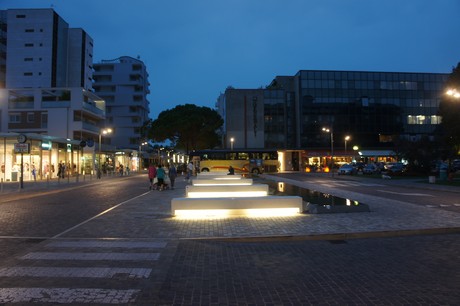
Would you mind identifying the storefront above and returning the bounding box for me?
[0,133,97,182]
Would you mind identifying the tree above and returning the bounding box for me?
[437,62,460,160]
[146,104,223,152]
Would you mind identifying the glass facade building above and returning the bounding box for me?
[265,70,449,149]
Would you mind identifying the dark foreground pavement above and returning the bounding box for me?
[0,173,459,305]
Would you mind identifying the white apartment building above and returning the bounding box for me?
[93,56,150,150]
[0,8,133,182]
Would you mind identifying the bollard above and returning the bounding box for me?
[0,178,3,193]
[47,176,50,189]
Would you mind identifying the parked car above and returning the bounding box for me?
[338,164,357,175]
[384,162,406,175]
[363,163,378,174]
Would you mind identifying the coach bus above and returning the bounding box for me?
[189,149,279,174]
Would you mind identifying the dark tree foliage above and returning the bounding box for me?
[437,62,460,159]
[146,104,223,153]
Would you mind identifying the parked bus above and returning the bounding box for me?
[189,149,279,174]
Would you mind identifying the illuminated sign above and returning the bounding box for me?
[14,143,30,153]
[41,141,52,150]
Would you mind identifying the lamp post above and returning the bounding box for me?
[344,135,350,157]
[322,127,334,177]
[98,128,112,178]
[230,137,234,150]
[138,141,147,172]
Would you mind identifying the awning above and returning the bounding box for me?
[358,150,395,156]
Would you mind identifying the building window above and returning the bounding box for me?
[407,115,441,125]
[9,113,21,123]
[27,113,35,123]
[41,113,48,128]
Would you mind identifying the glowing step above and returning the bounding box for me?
[171,196,303,217]
[192,178,253,186]
[186,184,269,198]
[197,172,230,176]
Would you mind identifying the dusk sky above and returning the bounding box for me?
[2,0,460,119]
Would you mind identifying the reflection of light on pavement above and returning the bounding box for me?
[376,190,434,197]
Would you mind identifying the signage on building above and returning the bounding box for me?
[41,141,52,150]
[14,143,30,154]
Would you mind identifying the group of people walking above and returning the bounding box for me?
[148,163,178,191]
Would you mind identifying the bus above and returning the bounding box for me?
[189,149,279,174]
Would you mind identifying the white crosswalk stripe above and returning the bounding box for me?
[0,239,168,304]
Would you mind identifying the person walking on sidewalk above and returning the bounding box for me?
[148,164,157,190]
[157,165,166,191]
[168,163,177,189]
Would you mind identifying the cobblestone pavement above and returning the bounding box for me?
[0,173,459,305]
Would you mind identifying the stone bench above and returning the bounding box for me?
[186,184,269,198]
[171,195,303,216]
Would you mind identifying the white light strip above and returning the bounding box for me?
[192,182,252,186]
[187,191,268,198]
[173,208,300,219]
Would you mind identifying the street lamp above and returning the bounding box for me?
[322,127,334,177]
[98,128,112,178]
[138,141,148,172]
[344,135,350,157]
[230,137,234,150]
[446,88,460,98]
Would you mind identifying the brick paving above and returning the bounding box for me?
[0,173,459,304]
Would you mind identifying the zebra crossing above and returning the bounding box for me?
[0,239,168,304]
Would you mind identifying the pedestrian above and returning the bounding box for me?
[228,165,235,175]
[186,161,194,180]
[148,164,157,190]
[119,164,124,176]
[168,163,177,189]
[157,165,165,191]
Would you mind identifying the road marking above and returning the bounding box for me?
[0,288,139,304]
[51,192,150,239]
[46,240,167,249]
[376,190,434,196]
[20,252,160,261]
[0,267,151,278]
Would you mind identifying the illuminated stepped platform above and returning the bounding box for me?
[197,171,229,176]
[186,184,269,198]
[191,178,253,186]
[171,196,303,216]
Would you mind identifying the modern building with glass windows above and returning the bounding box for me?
[219,69,449,171]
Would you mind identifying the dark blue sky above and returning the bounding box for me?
[3,0,460,119]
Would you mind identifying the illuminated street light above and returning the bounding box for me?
[230,137,234,150]
[98,128,112,178]
[138,141,148,172]
[344,135,350,155]
[322,127,334,177]
[446,88,460,98]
